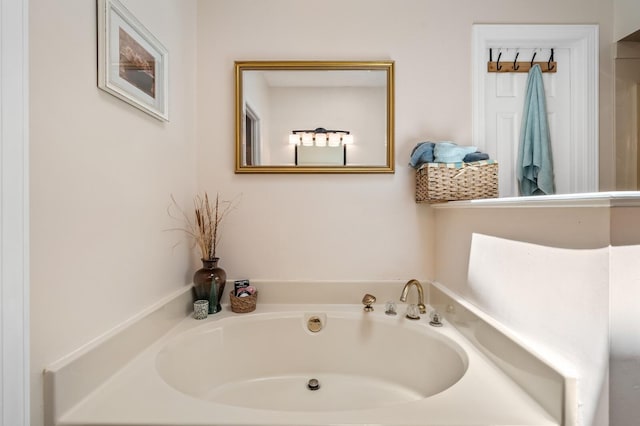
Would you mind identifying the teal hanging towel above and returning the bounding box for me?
[516,64,555,196]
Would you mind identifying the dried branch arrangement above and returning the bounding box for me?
[169,192,238,260]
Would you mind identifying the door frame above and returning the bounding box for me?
[472,24,599,193]
[0,0,30,425]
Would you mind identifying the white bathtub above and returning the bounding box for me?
[52,303,562,426]
[156,311,468,411]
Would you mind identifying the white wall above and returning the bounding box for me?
[614,0,640,41]
[29,1,198,426]
[434,206,611,426]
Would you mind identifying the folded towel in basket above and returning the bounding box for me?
[409,142,435,168]
[434,142,477,163]
[463,151,490,162]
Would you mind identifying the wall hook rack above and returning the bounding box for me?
[487,48,557,73]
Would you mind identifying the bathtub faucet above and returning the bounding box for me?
[400,279,426,314]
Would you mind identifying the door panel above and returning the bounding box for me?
[484,48,570,197]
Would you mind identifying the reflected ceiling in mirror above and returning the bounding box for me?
[235,61,394,173]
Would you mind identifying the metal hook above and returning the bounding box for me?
[513,51,520,70]
[530,51,537,67]
[496,51,502,70]
[548,48,555,71]
[489,48,493,62]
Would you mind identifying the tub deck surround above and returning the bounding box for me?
[429,191,640,209]
[45,281,572,426]
[43,284,196,425]
[429,281,577,425]
[57,306,558,426]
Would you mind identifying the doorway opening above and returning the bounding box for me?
[244,104,260,166]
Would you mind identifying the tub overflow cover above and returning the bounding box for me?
[307,378,320,391]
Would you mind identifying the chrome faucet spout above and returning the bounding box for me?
[400,279,426,314]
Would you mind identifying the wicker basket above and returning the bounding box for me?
[229,290,258,313]
[416,160,498,203]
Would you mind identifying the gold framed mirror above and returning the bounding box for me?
[235,61,394,173]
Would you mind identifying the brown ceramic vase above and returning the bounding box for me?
[193,257,227,313]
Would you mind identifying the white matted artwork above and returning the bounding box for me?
[97,0,169,121]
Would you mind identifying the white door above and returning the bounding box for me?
[472,25,599,198]
[483,48,571,197]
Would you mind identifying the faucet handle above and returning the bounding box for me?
[405,304,421,320]
[429,311,443,327]
[362,293,376,312]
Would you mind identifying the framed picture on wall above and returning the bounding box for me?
[97,0,169,121]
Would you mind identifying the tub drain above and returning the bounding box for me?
[307,378,320,391]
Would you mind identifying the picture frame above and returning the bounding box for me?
[97,0,169,121]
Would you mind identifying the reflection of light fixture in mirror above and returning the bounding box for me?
[289,127,352,147]
[301,133,314,146]
[315,133,327,147]
[328,133,341,147]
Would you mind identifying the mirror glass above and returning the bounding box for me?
[615,38,640,190]
[235,61,394,173]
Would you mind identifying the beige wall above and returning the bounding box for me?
[614,0,640,40]
[196,0,614,281]
[29,1,198,425]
